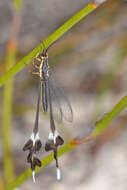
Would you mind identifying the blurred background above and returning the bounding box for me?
[0,0,127,189]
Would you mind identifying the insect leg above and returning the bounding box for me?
[31,72,40,75]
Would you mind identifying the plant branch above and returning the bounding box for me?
[6,93,127,190]
[0,2,99,87]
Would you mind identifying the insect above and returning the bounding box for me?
[31,42,73,180]
[32,42,73,124]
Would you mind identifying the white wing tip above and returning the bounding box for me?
[56,168,61,181]
[32,171,36,183]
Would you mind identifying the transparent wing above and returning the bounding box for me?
[48,69,73,123]
[49,82,62,123]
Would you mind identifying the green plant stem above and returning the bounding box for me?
[98,40,127,96]
[93,94,127,136]
[0,176,4,190]
[6,93,127,190]
[93,39,127,118]
[6,142,74,190]
[2,50,16,185]
[13,0,23,10]
[2,0,22,183]
[0,3,98,87]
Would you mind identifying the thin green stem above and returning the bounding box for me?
[13,0,23,10]
[93,38,127,118]
[0,176,4,190]
[93,95,127,136]
[2,50,16,185]
[0,3,98,87]
[6,92,127,190]
[6,142,74,190]
[2,0,22,184]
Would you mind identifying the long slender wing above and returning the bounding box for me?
[49,81,63,123]
[48,69,73,123]
[40,77,63,123]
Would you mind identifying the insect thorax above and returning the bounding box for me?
[39,54,50,80]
